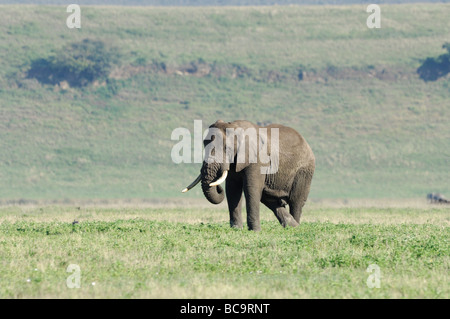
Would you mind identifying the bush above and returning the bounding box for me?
[417,42,450,82]
[28,39,120,87]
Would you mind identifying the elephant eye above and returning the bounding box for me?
[203,135,215,147]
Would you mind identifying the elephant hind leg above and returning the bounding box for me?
[289,201,304,224]
[289,169,314,223]
[261,197,298,228]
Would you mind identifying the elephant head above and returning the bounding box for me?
[182,120,267,205]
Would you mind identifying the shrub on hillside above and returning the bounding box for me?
[28,39,121,87]
[417,43,450,82]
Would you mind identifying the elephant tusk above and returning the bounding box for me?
[182,174,202,193]
[209,170,228,187]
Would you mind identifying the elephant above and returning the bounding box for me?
[182,120,315,231]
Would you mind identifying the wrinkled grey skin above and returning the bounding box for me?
[198,120,315,231]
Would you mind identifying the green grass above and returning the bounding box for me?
[0,4,449,200]
[0,205,448,298]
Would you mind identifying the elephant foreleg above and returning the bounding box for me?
[226,178,244,229]
[243,181,264,231]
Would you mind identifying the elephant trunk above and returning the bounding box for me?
[201,180,225,205]
[200,162,228,205]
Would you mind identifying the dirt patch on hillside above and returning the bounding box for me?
[298,65,415,83]
[110,60,416,84]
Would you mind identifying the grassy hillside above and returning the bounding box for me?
[0,4,449,200]
[2,1,450,5]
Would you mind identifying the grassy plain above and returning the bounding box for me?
[0,204,448,298]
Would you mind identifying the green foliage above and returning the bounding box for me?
[27,39,120,87]
[417,42,450,81]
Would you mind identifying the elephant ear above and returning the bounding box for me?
[234,127,268,173]
[259,127,279,175]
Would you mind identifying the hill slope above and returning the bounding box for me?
[1,1,449,5]
[0,4,449,200]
